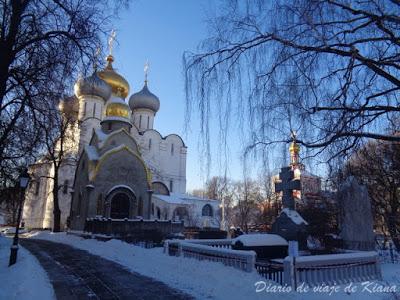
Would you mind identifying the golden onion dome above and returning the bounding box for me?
[104,96,130,119]
[97,55,130,99]
[289,141,300,154]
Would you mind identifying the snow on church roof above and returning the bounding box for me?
[153,193,219,205]
[94,128,108,141]
[281,208,308,225]
[85,145,99,161]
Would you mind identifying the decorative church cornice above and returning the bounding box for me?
[89,144,151,188]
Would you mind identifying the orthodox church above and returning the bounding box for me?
[22,44,220,230]
[272,135,333,208]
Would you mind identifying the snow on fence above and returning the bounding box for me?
[182,239,232,249]
[165,240,255,272]
[255,261,284,285]
[165,239,382,288]
[284,251,382,289]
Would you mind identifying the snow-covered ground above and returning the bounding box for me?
[27,231,400,300]
[0,236,54,300]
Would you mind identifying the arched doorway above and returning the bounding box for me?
[110,193,130,219]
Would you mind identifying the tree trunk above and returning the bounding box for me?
[386,214,400,251]
[52,170,61,232]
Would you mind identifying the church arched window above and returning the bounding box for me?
[156,207,161,219]
[202,204,213,217]
[83,102,87,116]
[147,116,150,128]
[34,179,40,195]
[139,115,142,128]
[63,180,69,194]
[171,143,174,155]
[77,192,83,216]
[149,139,152,150]
[93,103,96,117]
[96,194,103,216]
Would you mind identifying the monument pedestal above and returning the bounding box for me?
[272,209,308,249]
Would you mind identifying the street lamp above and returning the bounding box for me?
[9,168,30,267]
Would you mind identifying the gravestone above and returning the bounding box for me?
[337,176,375,250]
[271,167,308,249]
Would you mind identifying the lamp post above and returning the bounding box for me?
[9,168,30,267]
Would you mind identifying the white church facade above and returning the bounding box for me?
[22,50,220,230]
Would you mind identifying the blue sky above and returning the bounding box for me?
[110,0,245,191]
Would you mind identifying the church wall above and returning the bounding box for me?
[151,196,221,228]
[56,159,77,228]
[70,155,91,230]
[101,120,131,134]
[89,152,151,220]
[137,131,187,194]
[23,162,52,229]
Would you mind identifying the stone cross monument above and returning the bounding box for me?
[272,166,308,248]
[275,167,301,210]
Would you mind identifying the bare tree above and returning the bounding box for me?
[184,0,400,163]
[0,185,20,225]
[232,178,262,232]
[0,0,128,188]
[39,96,78,232]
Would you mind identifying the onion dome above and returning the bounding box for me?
[97,55,130,99]
[129,81,160,112]
[104,96,130,119]
[74,72,112,100]
[59,95,79,119]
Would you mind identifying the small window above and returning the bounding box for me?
[83,102,87,116]
[171,144,174,155]
[96,194,103,215]
[62,180,69,194]
[139,115,142,128]
[169,180,173,193]
[34,180,40,195]
[147,116,150,128]
[202,204,213,217]
[93,103,96,117]
[149,139,152,150]
[156,207,161,219]
[77,192,82,216]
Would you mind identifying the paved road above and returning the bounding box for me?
[21,239,192,300]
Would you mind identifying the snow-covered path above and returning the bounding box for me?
[0,236,54,300]
[26,231,400,300]
[21,238,191,299]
